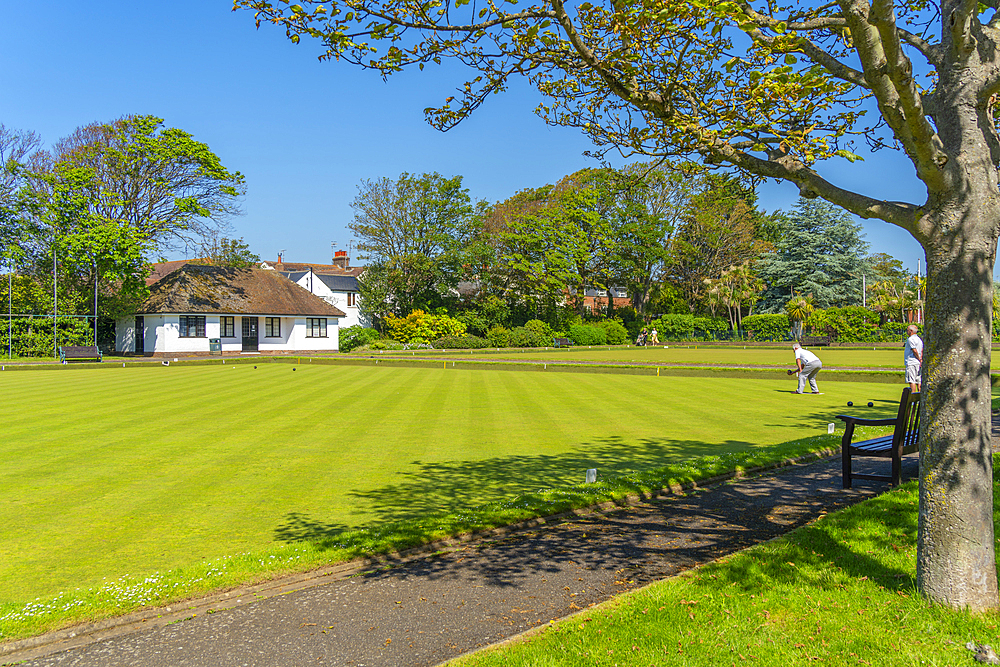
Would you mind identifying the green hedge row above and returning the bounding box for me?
[1,317,95,357]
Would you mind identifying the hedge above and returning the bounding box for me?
[742,314,790,341]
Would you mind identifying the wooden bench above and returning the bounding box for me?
[553,337,573,347]
[58,345,103,363]
[801,335,832,346]
[838,387,920,488]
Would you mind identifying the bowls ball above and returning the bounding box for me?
[867,401,874,407]
[847,401,853,407]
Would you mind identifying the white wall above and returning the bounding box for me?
[288,271,367,329]
[119,313,340,354]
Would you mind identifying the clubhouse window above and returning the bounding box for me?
[179,316,206,338]
[265,317,281,338]
[221,316,235,338]
[306,318,327,338]
[347,292,357,307]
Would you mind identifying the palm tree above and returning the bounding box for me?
[785,293,815,340]
[704,261,766,337]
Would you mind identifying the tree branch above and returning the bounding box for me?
[842,0,948,191]
[948,0,979,57]
[698,127,920,231]
[733,1,871,89]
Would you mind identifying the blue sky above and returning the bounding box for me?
[2,1,931,275]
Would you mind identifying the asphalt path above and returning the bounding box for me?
[7,448,946,667]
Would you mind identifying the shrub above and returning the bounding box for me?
[431,334,491,349]
[818,306,880,342]
[742,314,790,341]
[596,319,629,345]
[523,319,555,341]
[507,326,549,348]
[486,325,510,348]
[455,310,489,336]
[692,317,729,340]
[568,323,607,345]
[7,317,94,357]
[339,325,380,352]
[649,314,696,340]
[363,339,406,351]
[384,310,466,343]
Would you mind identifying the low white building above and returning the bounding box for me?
[116,264,346,356]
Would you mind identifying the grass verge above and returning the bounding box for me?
[0,429,861,644]
[450,457,1000,667]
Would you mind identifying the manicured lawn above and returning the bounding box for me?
[451,464,1000,667]
[0,364,907,608]
[364,345,906,368]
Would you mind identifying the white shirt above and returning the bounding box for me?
[795,348,820,365]
[904,334,923,366]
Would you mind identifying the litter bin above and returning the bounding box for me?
[209,338,222,355]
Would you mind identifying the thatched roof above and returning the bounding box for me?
[140,265,346,317]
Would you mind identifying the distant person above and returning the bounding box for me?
[789,342,823,394]
[904,324,923,392]
[649,328,660,345]
[636,328,647,346]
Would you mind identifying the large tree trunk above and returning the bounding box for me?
[917,203,999,610]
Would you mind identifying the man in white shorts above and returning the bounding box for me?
[904,324,923,392]
[791,342,823,394]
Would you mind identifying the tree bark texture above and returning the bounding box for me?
[917,195,1000,610]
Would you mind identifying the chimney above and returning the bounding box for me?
[277,252,283,264]
[332,250,349,269]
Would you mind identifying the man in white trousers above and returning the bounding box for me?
[790,342,823,394]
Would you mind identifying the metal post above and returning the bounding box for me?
[7,270,11,360]
[53,241,57,358]
[93,258,98,347]
[916,258,922,324]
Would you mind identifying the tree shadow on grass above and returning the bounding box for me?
[272,416,917,589]
[272,451,919,591]
[713,487,919,594]
[274,511,350,544]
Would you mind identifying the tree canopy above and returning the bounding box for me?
[237,0,1000,609]
[756,198,871,311]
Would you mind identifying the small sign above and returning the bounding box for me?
[828,423,835,434]
[586,469,597,484]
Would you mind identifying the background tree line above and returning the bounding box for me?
[349,165,924,342]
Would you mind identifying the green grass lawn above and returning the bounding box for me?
[1,364,907,606]
[362,345,906,368]
[451,465,1000,667]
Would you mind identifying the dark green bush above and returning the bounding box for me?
[523,319,555,340]
[5,317,94,357]
[596,319,629,345]
[815,306,880,342]
[568,324,607,345]
[742,314,790,341]
[486,326,510,348]
[339,325,381,352]
[649,314,696,340]
[432,334,491,349]
[508,326,549,347]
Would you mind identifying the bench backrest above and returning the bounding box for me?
[892,387,920,453]
[61,346,100,355]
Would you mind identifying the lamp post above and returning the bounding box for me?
[92,256,98,347]
[53,238,58,358]
[7,267,11,360]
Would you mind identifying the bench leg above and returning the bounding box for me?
[891,451,901,487]
[840,426,854,489]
